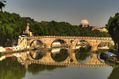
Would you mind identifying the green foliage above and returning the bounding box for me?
[108,68,119,79]
[75,50,91,61]
[28,64,65,74]
[106,13,119,51]
[51,49,69,62]
[109,46,115,50]
[0,0,6,11]
[0,11,110,46]
[97,49,107,53]
[0,11,26,46]
[0,57,26,79]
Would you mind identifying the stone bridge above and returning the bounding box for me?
[18,36,114,51]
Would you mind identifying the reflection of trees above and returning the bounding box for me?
[28,64,65,75]
[79,46,91,52]
[0,57,26,79]
[51,49,69,62]
[108,68,119,79]
[75,49,91,62]
[30,50,46,60]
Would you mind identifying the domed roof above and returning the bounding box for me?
[80,18,89,27]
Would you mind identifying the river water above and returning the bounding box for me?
[0,48,118,79]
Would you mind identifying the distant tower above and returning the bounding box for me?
[80,18,89,27]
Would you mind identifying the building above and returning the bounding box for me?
[91,26,108,32]
[91,26,100,30]
[80,18,89,27]
[98,27,108,32]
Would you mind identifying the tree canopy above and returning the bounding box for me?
[0,0,6,11]
[0,11,110,46]
[106,13,119,51]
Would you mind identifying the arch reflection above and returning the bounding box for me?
[30,50,46,60]
[75,49,91,63]
[51,48,69,62]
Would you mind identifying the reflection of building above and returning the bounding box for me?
[91,26,108,32]
[80,18,89,27]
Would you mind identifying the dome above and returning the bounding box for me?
[80,19,89,27]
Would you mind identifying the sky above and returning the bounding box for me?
[4,0,119,27]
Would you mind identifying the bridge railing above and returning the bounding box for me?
[24,36,112,40]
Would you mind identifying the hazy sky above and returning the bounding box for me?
[4,0,119,27]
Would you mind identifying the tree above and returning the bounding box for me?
[106,13,119,52]
[0,0,6,11]
[0,11,110,46]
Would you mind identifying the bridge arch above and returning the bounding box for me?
[51,39,67,48]
[97,41,114,50]
[30,40,44,48]
[76,40,91,50]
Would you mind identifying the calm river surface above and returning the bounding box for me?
[23,66,113,79]
[0,48,118,79]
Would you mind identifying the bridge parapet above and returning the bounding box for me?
[27,36,112,40]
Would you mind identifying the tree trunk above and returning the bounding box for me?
[0,8,3,12]
[115,42,119,54]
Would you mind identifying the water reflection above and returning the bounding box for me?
[75,49,91,63]
[0,48,118,79]
[28,64,65,75]
[51,48,69,62]
[0,57,26,79]
[108,68,119,79]
[30,50,46,60]
[0,48,109,67]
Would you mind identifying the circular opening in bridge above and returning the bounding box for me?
[51,48,69,62]
[75,49,91,63]
[70,40,74,44]
[30,40,43,49]
[30,50,46,60]
[76,40,91,51]
[51,39,67,48]
[70,59,73,62]
[98,42,114,50]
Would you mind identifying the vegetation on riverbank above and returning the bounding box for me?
[106,13,119,52]
[0,11,110,46]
